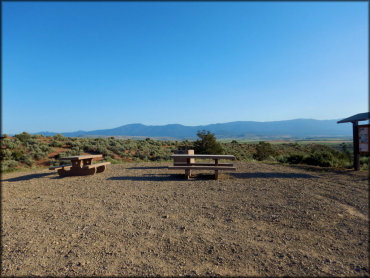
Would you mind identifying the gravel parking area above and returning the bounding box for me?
[1,161,368,276]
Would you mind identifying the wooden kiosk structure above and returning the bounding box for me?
[337,112,370,170]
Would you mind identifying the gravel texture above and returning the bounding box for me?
[1,161,369,276]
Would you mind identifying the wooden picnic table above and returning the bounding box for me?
[168,154,236,180]
[49,154,110,177]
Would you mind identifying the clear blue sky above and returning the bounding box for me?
[3,2,368,134]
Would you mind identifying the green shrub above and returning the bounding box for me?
[253,141,275,161]
[194,130,223,154]
[53,133,65,141]
[276,155,288,163]
[1,160,18,172]
[12,150,23,161]
[0,149,13,160]
[24,157,35,167]
[360,156,369,170]
[286,153,305,164]
[14,132,32,143]
[2,138,21,149]
[50,141,64,148]
[302,151,342,167]
[49,158,58,167]
[33,151,47,160]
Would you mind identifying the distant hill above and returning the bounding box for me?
[33,119,353,140]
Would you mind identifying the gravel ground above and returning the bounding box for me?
[1,161,369,276]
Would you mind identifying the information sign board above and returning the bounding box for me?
[358,124,370,154]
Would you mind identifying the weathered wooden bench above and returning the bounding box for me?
[169,154,236,180]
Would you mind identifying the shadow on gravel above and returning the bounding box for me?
[50,175,67,180]
[286,164,364,176]
[108,173,184,181]
[109,173,232,181]
[230,172,318,179]
[127,166,168,170]
[2,172,55,182]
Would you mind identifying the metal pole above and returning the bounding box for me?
[352,121,360,171]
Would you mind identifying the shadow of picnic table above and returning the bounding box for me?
[127,166,168,170]
[230,172,318,179]
[108,173,184,182]
[2,172,55,182]
[109,173,236,181]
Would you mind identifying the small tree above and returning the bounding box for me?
[194,130,223,154]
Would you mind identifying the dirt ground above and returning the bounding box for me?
[1,161,369,276]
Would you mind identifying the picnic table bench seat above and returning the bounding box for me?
[168,165,236,171]
[82,162,111,173]
[49,164,72,170]
[181,162,234,167]
[82,161,110,169]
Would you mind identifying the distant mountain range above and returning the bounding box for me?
[33,119,353,140]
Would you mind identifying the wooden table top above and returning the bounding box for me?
[58,154,103,160]
[170,154,235,160]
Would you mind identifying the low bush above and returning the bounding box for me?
[253,141,276,161]
[286,153,305,164]
[0,149,13,161]
[14,132,32,143]
[24,157,35,167]
[360,156,369,170]
[1,160,18,172]
[12,150,23,161]
[276,155,288,163]
[53,133,65,141]
[50,141,64,148]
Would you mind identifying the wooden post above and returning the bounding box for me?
[215,159,219,180]
[353,121,360,171]
[174,149,195,165]
[188,157,191,178]
[185,158,191,179]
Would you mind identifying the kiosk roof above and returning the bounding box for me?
[337,112,370,124]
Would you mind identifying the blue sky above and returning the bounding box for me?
[2,2,368,134]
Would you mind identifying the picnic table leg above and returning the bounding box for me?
[185,169,190,180]
[96,165,106,173]
[215,159,219,180]
[185,157,191,179]
[57,168,68,177]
